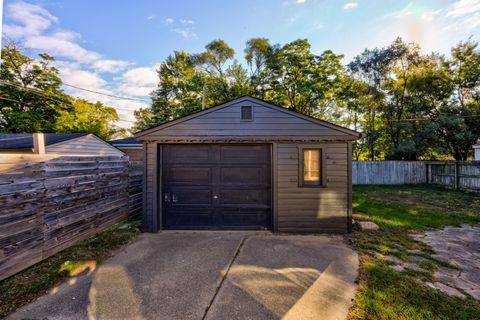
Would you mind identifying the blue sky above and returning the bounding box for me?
[2,0,480,128]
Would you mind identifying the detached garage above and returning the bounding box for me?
[135,96,361,233]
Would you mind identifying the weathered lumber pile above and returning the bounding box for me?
[0,155,142,281]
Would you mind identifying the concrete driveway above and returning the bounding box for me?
[8,232,358,320]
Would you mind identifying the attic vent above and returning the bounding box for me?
[241,106,253,121]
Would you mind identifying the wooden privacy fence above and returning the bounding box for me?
[0,155,142,281]
[353,160,480,192]
[353,161,427,185]
[427,161,480,192]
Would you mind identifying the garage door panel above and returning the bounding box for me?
[162,144,271,230]
[163,144,213,163]
[164,208,214,229]
[163,167,212,185]
[219,167,266,185]
[168,189,213,206]
[219,189,270,206]
[217,209,270,228]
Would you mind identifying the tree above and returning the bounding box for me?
[348,45,393,160]
[132,108,156,132]
[141,36,480,161]
[149,40,241,126]
[337,77,372,160]
[0,42,71,133]
[141,38,361,132]
[437,41,480,160]
[54,98,124,140]
[244,38,275,98]
[150,50,204,122]
[265,39,347,119]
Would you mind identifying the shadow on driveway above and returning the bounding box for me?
[8,232,358,320]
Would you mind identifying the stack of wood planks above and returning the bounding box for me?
[0,155,142,281]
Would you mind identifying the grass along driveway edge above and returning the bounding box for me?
[0,220,140,319]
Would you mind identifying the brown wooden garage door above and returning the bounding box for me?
[161,144,272,230]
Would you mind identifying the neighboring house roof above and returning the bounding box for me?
[134,96,363,139]
[0,133,87,151]
[109,137,142,148]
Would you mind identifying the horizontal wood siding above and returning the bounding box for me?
[0,155,142,281]
[146,102,350,138]
[46,134,124,156]
[276,142,349,233]
[143,143,157,232]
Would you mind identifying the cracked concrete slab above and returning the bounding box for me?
[205,235,359,320]
[7,232,358,320]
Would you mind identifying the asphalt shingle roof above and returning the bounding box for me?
[0,133,87,150]
[109,137,141,146]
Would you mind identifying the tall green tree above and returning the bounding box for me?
[54,98,124,140]
[244,38,275,98]
[437,41,480,160]
[348,45,393,160]
[0,43,71,132]
[150,50,204,122]
[266,39,346,117]
[132,108,156,132]
[143,38,350,130]
[150,39,244,123]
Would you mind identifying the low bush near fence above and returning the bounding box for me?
[0,155,142,281]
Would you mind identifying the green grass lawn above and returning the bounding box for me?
[0,221,140,319]
[348,185,480,320]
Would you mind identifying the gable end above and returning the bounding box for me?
[135,96,361,140]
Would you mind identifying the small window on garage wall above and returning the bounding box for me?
[298,146,326,187]
[241,106,253,121]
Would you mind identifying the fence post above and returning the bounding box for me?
[426,162,430,185]
[454,161,459,189]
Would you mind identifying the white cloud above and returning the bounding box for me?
[117,66,158,96]
[59,64,150,127]
[26,32,133,73]
[3,1,57,37]
[447,0,480,17]
[172,28,197,39]
[5,2,131,73]
[118,84,154,97]
[60,67,107,91]
[25,33,102,63]
[296,0,306,3]
[343,2,358,10]
[121,67,158,86]
[180,19,195,25]
[147,14,156,20]
[444,0,480,29]
[165,18,198,39]
[92,59,132,73]
[3,1,152,129]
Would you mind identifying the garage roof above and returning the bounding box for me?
[135,96,362,139]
